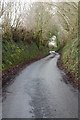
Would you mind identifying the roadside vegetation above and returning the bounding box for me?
[56,3,78,85]
[1,2,50,71]
[2,41,48,70]
[60,38,78,86]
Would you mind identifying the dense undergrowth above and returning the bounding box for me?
[2,41,48,71]
[60,38,78,83]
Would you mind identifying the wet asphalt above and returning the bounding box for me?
[2,53,78,118]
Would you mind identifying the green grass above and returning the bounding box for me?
[2,41,48,70]
[61,38,78,80]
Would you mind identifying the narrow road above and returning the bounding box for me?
[3,53,78,118]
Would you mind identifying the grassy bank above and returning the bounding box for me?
[58,38,79,87]
[2,40,49,85]
[2,41,49,71]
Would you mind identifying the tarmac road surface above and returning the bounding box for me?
[2,53,78,118]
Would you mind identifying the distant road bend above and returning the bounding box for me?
[3,53,78,118]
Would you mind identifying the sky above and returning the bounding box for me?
[3,0,79,3]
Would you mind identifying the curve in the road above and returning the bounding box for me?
[2,53,78,118]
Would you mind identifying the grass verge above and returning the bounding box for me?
[2,41,49,85]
